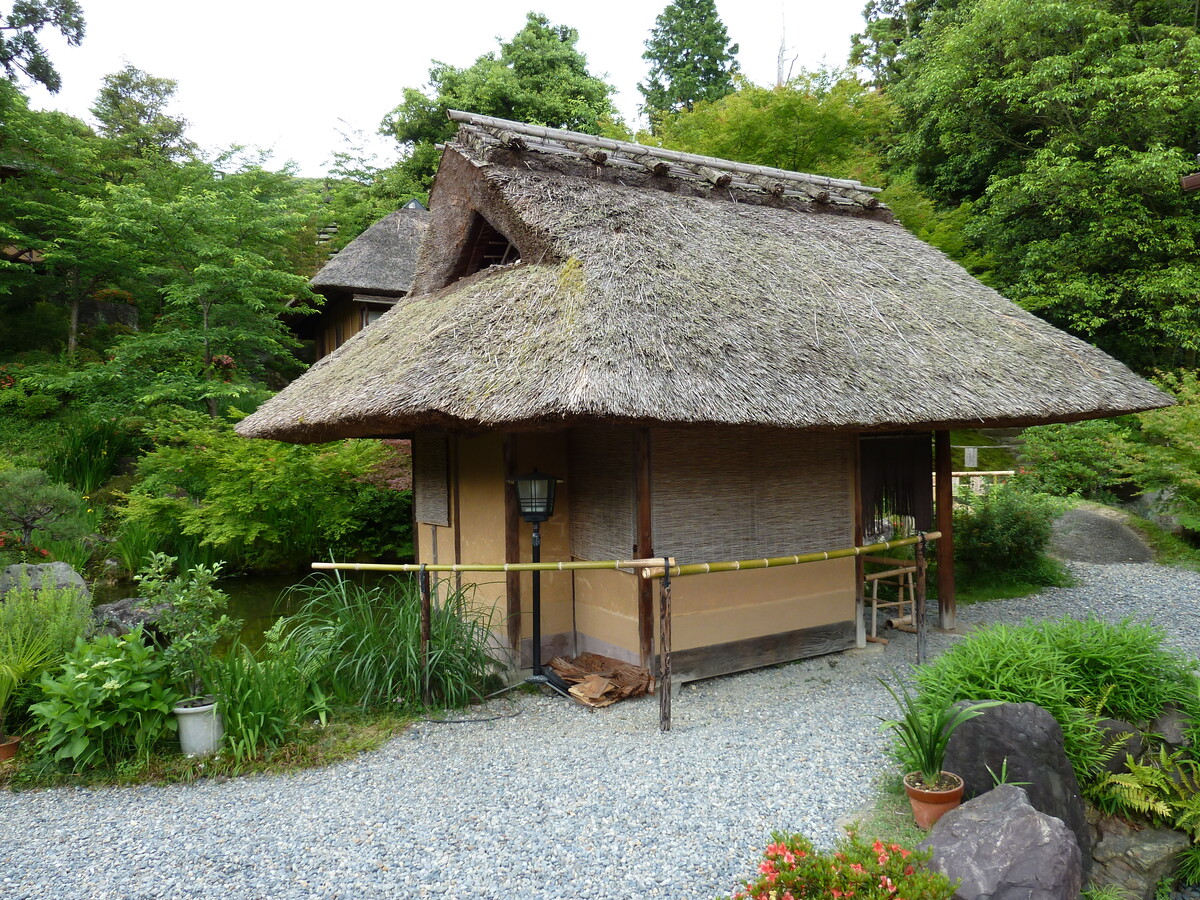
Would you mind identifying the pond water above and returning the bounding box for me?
[91,569,406,649]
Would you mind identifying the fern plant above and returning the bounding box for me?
[1097,745,1200,839]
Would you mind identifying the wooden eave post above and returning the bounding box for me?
[934,430,956,630]
[503,435,523,663]
[853,435,866,648]
[636,428,654,668]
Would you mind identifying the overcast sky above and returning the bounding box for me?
[24,0,866,177]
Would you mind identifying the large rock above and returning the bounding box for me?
[1088,808,1189,900]
[1149,704,1192,748]
[944,701,1090,872]
[92,597,168,642]
[920,784,1082,900]
[0,562,89,601]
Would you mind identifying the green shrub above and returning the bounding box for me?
[1013,419,1141,501]
[953,484,1065,586]
[0,573,93,659]
[119,408,413,570]
[136,553,241,700]
[913,617,1199,784]
[30,630,181,771]
[720,829,955,900]
[283,573,497,709]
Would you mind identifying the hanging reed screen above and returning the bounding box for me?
[651,428,853,564]
[568,427,636,561]
[413,432,450,526]
[859,432,933,532]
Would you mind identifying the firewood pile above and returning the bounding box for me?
[545,653,655,708]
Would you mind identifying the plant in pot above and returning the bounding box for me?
[0,626,54,760]
[879,677,1001,829]
[137,553,241,756]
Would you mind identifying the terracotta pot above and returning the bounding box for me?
[0,736,21,762]
[904,771,964,829]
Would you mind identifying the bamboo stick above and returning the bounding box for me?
[311,557,675,574]
[640,533,941,580]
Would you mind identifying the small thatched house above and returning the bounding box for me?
[240,111,1169,681]
[293,200,429,359]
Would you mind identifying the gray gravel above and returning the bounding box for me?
[2,561,1197,900]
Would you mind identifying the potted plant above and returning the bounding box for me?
[879,677,1001,829]
[137,553,241,756]
[0,627,54,760]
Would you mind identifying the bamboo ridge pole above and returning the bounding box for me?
[640,533,942,580]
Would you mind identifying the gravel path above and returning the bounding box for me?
[2,562,1198,900]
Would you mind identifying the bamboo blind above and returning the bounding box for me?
[568,426,636,561]
[413,432,450,526]
[651,428,854,564]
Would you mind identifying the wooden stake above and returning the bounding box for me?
[659,558,672,733]
[915,534,927,667]
[935,430,956,630]
[419,564,432,706]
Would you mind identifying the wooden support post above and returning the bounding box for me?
[853,436,866,649]
[503,435,522,661]
[934,430,956,630]
[636,428,654,668]
[419,564,432,706]
[451,437,463,596]
[658,559,672,733]
[915,534,927,667]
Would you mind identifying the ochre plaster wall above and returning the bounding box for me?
[664,557,854,650]
[572,569,640,662]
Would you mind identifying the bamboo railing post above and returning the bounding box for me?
[419,564,432,707]
[915,534,928,667]
[658,557,672,733]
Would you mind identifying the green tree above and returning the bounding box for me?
[650,72,889,179]
[639,0,740,125]
[73,158,319,416]
[0,467,86,546]
[91,63,196,163]
[886,0,1200,369]
[0,0,83,93]
[379,12,622,188]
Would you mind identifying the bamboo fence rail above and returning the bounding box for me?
[313,532,941,732]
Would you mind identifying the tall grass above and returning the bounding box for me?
[110,520,158,577]
[282,572,497,709]
[207,631,325,762]
[44,416,139,494]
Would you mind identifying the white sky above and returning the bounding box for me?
[24,0,865,177]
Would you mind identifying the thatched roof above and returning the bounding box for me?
[239,113,1170,444]
[309,204,429,296]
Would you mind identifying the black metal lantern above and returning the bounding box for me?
[511,470,558,682]
[513,471,557,523]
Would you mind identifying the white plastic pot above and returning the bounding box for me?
[173,700,223,756]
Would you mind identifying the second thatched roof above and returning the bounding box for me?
[239,114,1169,444]
[310,203,429,296]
